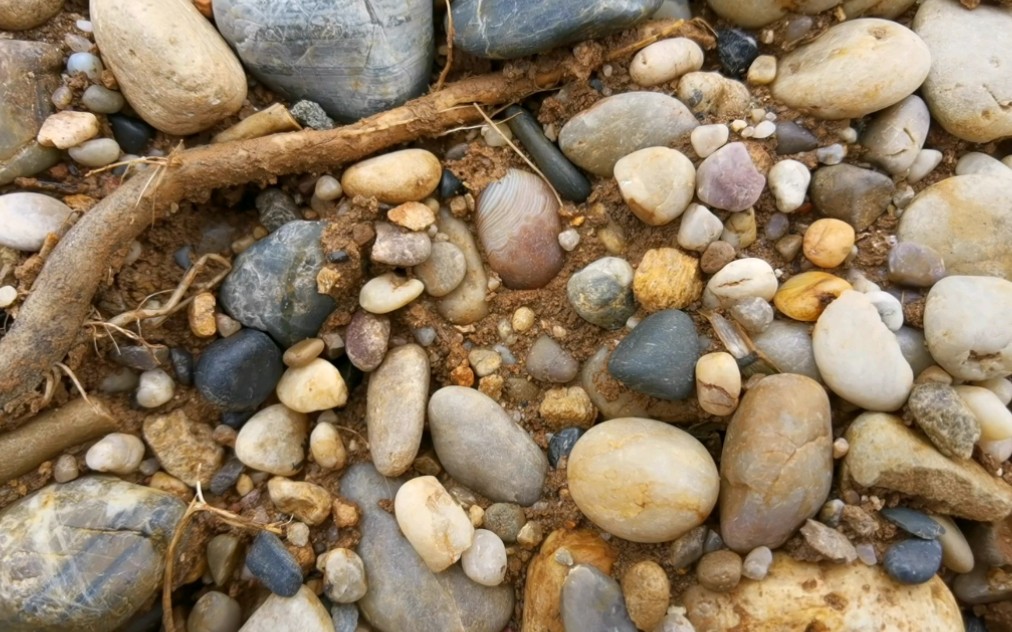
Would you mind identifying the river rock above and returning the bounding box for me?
[143,409,223,487]
[809,163,894,230]
[887,241,946,288]
[220,221,336,348]
[677,203,723,252]
[526,335,579,383]
[608,309,699,400]
[93,0,246,134]
[861,95,931,175]
[720,374,832,552]
[567,418,719,543]
[0,0,62,29]
[923,276,1012,381]
[0,192,73,252]
[395,475,474,572]
[359,274,423,312]
[37,111,100,149]
[632,247,703,312]
[341,463,514,632]
[695,142,765,212]
[614,147,695,225]
[621,561,670,631]
[582,345,701,423]
[914,0,1012,142]
[195,329,283,411]
[684,553,962,630]
[884,538,943,585]
[345,310,390,372]
[752,321,820,380]
[956,385,1012,442]
[341,149,441,204]
[238,585,332,632]
[813,290,913,411]
[189,591,241,632]
[268,478,332,525]
[844,413,1012,522]
[461,529,508,586]
[561,565,636,632]
[215,0,433,122]
[234,404,308,476]
[897,175,1012,279]
[0,41,62,185]
[907,382,980,459]
[428,386,548,505]
[452,0,662,59]
[706,0,840,28]
[630,37,704,87]
[676,72,751,119]
[367,344,429,476]
[276,358,348,413]
[371,222,431,267]
[768,159,810,213]
[703,258,778,308]
[771,18,930,119]
[415,241,466,297]
[0,477,185,631]
[436,210,489,324]
[559,92,697,176]
[567,257,637,329]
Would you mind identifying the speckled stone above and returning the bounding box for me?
[567,257,637,329]
[608,309,698,400]
[142,409,223,487]
[906,382,981,459]
[884,538,943,585]
[345,310,390,372]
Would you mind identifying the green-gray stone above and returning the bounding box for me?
[907,382,980,459]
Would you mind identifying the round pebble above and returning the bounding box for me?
[195,329,283,411]
[234,404,308,476]
[923,276,1012,381]
[746,55,777,84]
[283,338,325,368]
[68,138,121,168]
[803,218,855,268]
[188,591,241,632]
[695,352,741,416]
[621,560,670,631]
[768,159,810,213]
[615,147,695,225]
[883,538,943,585]
[314,175,342,201]
[567,257,637,329]
[742,546,773,580]
[677,203,723,252]
[53,454,80,483]
[932,514,974,574]
[608,309,699,401]
[0,192,74,252]
[341,149,441,204]
[690,124,730,159]
[461,529,508,587]
[887,242,946,288]
[415,241,467,298]
[629,37,704,87]
[310,421,347,470]
[703,258,778,308]
[276,358,348,413]
[66,51,103,80]
[695,142,765,212]
[696,550,743,593]
[86,432,146,474]
[954,385,1012,442]
[135,369,175,408]
[526,335,579,383]
[318,548,367,603]
[81,85,125,114]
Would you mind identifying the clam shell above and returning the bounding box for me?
[476,169,564,290]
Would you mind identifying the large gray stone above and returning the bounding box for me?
[607,309,699,401]
[366,344,430,476]
[0,41,62,185]
[341,463,514,632]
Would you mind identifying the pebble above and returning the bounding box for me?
[436,209,489,325]
[309,422,346,471]
[81,85,125,115]
[342,463,514,632]
[282,338,324,368]
[861,95,931,175]
[238,585,332,632]
[914,0,1012,142]
[741,546,773,580]
[813,290,913,411]
[548,427,585,468]
[341,149,441,204]
[187,291,217,338]
[887,241,946,288]
[0,192,73,251]
[561,564,637,632]
[608,309,699,400]
[845,413,1012,522]
[0,41,62,185]
[482,503,525,544]
[676,72,751,118]
[68,138,121,168]
[468,348,501,377]
[716,28,758,77]
[955,385,1012,442]
[234,404,307,476]
[209,458,244,496]
[428,386,548,505]
[345,310,390,372]
[695,351,741,416]
[0,478,185,630]
[907,382,980,458]
[169,348,194,387]
[37,111,100,149]
[695,142,765,212]
[568,417,719,542]
[188,592,241,632]
[107,114,153,155]
[0,0,62,29]
[866,290,903,331]
[700,240,736,274]
[246,531,303,597]
[275,358,348,414]
[526,335,579,383]
[774,121,819,155]
[690,124,730,159]
[220,221,336,348]
[143,409,222,486]
[621,561,670,631]
[632,247,703,311]
[330,605,358,632]
[461,529,508,586]
[629,37,704,87]
[884,538,943,585]
[85,432,146,474]
[567,257,637,329]
[254,189,299,233]
[92,0,246,134]
[268,477,332,525]
[504,105,591,203]
[923,275,1012,381]
[773,271,851,322]
[539,386,597,429]
[371,222,432,267]
[720,374,832,552]
[800,519,857,563]
[359,273,425,314]
[135,368,175,408]
[559,91,697,176]
[415,241,467,297]
[802,218,855,268]
[809,163,894,231]
[207,534,242,586]
[697,550,743,593]
[730,296,774,333]
[703,258,778,308]
[317,548,367,603]
[905,148,942,184]
[615,147,695,225]
[706,0,831,27]
[767,159,809,213]
[683,553,962,630]
[388,201,435,231]
[670,526,708,570]
[677,203,723,252]
[721,208,757,250]
[751,320,819,380]
[976,377,1012,406]
[879,507,944,541]
[746,54,777,84]
[195,329,283,411]
[65,51,103,81]
[451,0,662,59]
[53,454,80,483]
[367,344,429,477]
[957,152,1012,178]
[771,18,930,119]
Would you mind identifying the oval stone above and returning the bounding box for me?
[561,565,637,632]
[719,374,832,552]
[568,417,719,543]
[706,0,840,28]
[608,309,699,401]
[366,344,430,477]
[341,149,442,204]
[194,329,283,411]
[923,275,1012,380]
[0,192,73,252]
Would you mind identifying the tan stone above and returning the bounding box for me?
[773,271,852,322]
[187,291,217,338]
[694,351,741,416]
[538,386,597,430]
[387,201,436,231]
[36,111,100,149]
[632,247,703,312]
[142,410,223,487]
[341,149,441,204]
[267,478,333,525]
[621,560,670,631]
[803,218,855,268]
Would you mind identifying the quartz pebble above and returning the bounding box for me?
[65,51,103,81]
[415,241,467,297]
[310,422,346,470]
[887,242,945,288]
[526,335,579,383]
[367,344,429,476]
[275,358,347,413]
[695,142,765,212]
[246,531,303,597]
[768,159,809,213]
[677,203,723,252]
[143,410,222,487]
[0,192,73,251]
[135,368,175,408]
[341,149,441,204]
[923,276,1012,381]
[317,548,367,603]
[567,256,637,329]
[629,37,704,87]
[234,404,307,476]
[614,147,695,225]
[742,546,773,580]
[632,247,703,312]
[37,111,100,149]
[462,529,508,586]
[561,564,636,632]
[360,273,425,314]
[695,352,741,416]
[861,95,930,175]
[884,538,943,585]
[86,433,146,474]
[195,329,283,411]
[608,309,699,401]
[268,477,332,525]
[803,218,855,268]
[690,124,730,159]
[703,258,778,308]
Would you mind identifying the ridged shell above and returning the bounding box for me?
[213,0,434,122]
[476,169,564,290]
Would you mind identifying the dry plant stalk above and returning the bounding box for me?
[0,18,714,427]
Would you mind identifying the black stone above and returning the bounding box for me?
[549,427,585,468]
[608,309,699,400]
[964,614,986,632]
[209,457,245,496]
[328,250,349,263]
[775,121,819,154]
[222,409,255,429]
[880,507,944,540]
[109,114,154,155]
[505,105,591,203]
[111,344,169,371]
[194,329,283,411]
[169,347,193,386]
[717,29,758,78]
[883,538,943,585]
[335,355,364,393]
[439,169,463,199]
[255,188,300,233]
[246,531,303,597]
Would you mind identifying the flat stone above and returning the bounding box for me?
[809,163,894,230]
[771,18,930,119]
[371,222,432,267]
[559,91,697,176]
[844,413,1012,522]
[720,374,832,552]
[775,121,820,154]
[0,477,185,631]
[341,149,441,204]
[234,404,308,476]
[880,507,945,540]
[800,519,857,563]
[0,41,62,185]
[366,344,429,476]
[752,320,821,381]
[561,565,636,632]
[695,142,765,212]
[861,95,931,175]
[436,210,489,324]
[345,310,390,372]
[341,463,514,632]
[907,382,980,459]
[884,538,943,585]
[238,585,332,632]
[427,386,548,505]
[194,329,283,411]
[632,248,703,312]
[143,410,223,487]
[0,192,73,252]
[923,275,1012,380]
[246,531,302,597]
[567,257,637,329]
[608,309,699,400]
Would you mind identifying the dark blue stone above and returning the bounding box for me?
[173,245,194,270]
[169,347,193,386]
[222,409,255,429]
[504,105,591,203]
[439,169,463,199]
[194,329,283,411]
[209,457,244,496]
[717,29,758,78]
[880,507,944,540]
[108,114,154,155]
[219,221,337,348]
[246,531,303,597]
[608,309,699,400]
[549,427,585,468]
[452,0,663,59]
[883,538,942,585]
[775,121,819,155]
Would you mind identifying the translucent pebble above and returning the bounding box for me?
[461,529,508,586]
[51,85,74,110]
[752,120,776,139]
[315,175,343,201]
[66,52,104,81]
[81,85,125,114]
[76,19,93,32]
[65,33,93,53]
[729,296,773,333]
[99,367,139,393]
[558,228,581,251]
[53,454,80,483]
[0,285,16,308]
[413,326,437,346]
[68,138,122,168]
[742,546,773,580]
[136,368,175,408]
[86,432,145,474]
[816,144,847,165]
[856,542,878,566]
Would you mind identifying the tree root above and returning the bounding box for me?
[0,18,715,428]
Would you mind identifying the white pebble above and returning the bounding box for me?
[461,529,508,587]
[973,377,1012,406]
[314,175,343,201]
[746,55,777,84]
[86,432,145,474]
[906,149,943,183]
[768,159,810,213]
[980,437,1012,463]
[816,144,847,165]
[703,258,778,308]
[310,421,347,470]
[0,192,74,252]
[954,385,1012,442]
[136,368,175,408]
[481,122,513,147]
[558,228,580,251]
[68,138,122,168]
[956,152,1012,178]
[53,454,80,483]
[76,19,93,32]
[0,285,16,308]
[690,124,729,158]
[359,272,425,314]
[287,521,310,547]
[394,475,474,572]
[676,203,722,252]
[629,37,704,87]
[66,52,104,81]
[855,542,877,565]
[276,358,348,413]
[752,120,776,139]
[837,127,858,143]
[318,548,368,603]
[865,291,904,331]
[742,546,773,580]
[99,367,139,393]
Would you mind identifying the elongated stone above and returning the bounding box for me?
[505,106,591,202]
[367,344,429,476]
[0,41,62,185]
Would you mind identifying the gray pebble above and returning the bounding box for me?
[415,241,467,297]
[775,121,819,154]
[81,85,125,114]
[371,221,431,267]
[567,256,636,329]
[246,531,303,597]
[561,565,636,632]
[256,188,300,233]
[483,503,526,544]
[907,382,980,459]
[290,100,334,130]
[809,164,894,230]
[887,241,946,288]
[526,335,578,383]
[330,604,359,632]
[729,296,773,333]
[608,309,699,400]
[670,525,707,569]
[68,138,121,168]
[880,507,945,540]
[883,538,942,585]
[111,344,169,371]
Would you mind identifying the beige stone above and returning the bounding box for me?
[142,410,223,487]
[632,247,703,312]
[538,386,597,430]
[629,37,704,87]
[803,218,855,268]
[706,0,840,28]
[387,201,436,231]
[36,111,100,149]
[695,352,741,416]
[621,561,670,631]
[275,358,348,413]
[187,291,217,338]
[341,149,441,204]
[394,475,474,572]
[267,477,333,525]
[615,147,695,226]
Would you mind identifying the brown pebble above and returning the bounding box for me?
[621,560,671,631]
[149,471,194,501]
[633,247,704,311]
[332,498,360,528]
[188,291,217,338]
[212,424,237,447]
[803,218,855,268]
[696,550,743,592]
[283,337,325,368]
[775,234,804,261]
[700,241,736,274]
[450,364,475,387]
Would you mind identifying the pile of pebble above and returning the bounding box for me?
[1,0,1011,631]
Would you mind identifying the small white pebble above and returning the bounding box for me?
[462,529,508,586]
[749,108,766,123]
[314,175,343,201]
[135,368,175,408]
[318,548,368,603]
[124,240,143,266]
[855,542,877,566]
[99,367,139,393]
[287,522,310,547]
[816,143,847,165]
[730,119,748,133]
[76,19,93,32]
[86,432,145,474]
[0,285,17,308]
[740,126,755,139]
[481,122,513,148]
[742,546,773,580]
[53,454,80,483]
[752,120,776,139]
[558,228,580,251]
[832,437,850,459]
[837,127,858,143]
